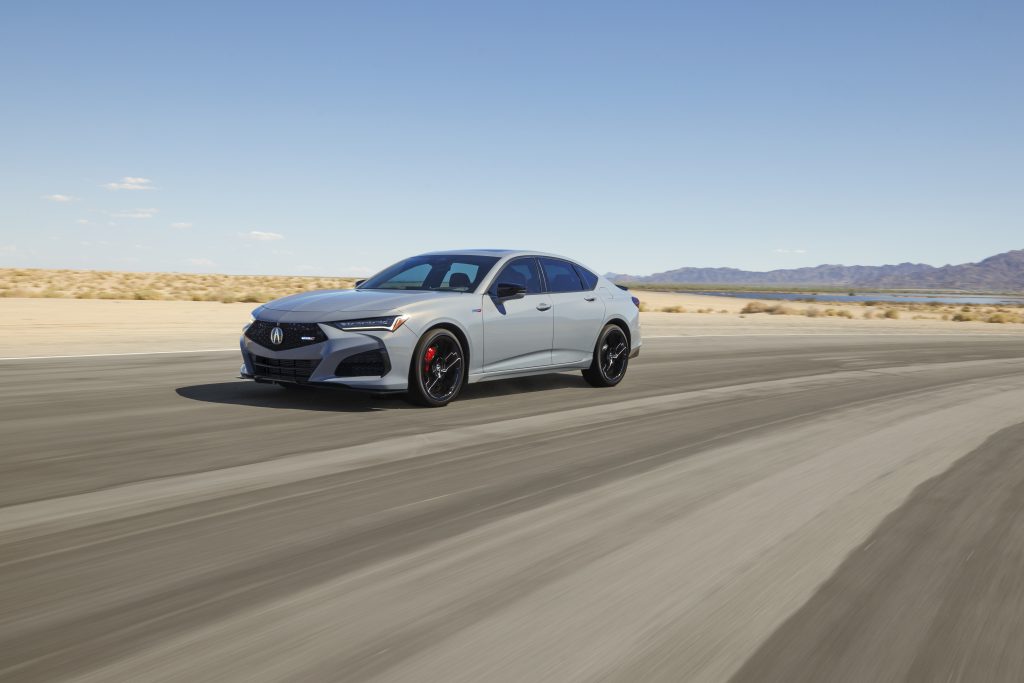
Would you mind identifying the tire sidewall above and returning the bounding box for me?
[595,324,628,386]
[410,329,465,406]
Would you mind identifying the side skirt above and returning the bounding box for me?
[468,362,590,384]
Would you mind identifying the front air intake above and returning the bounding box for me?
[335,349,390,377]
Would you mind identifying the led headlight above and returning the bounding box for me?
[326,315,408,332]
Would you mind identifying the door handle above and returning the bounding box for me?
[584,296,596,302]
[536,302,552,311]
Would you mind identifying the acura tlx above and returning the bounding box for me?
[240,250,642,406]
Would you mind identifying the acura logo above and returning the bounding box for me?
[270,326,284,346]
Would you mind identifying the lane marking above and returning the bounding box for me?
[0,348,237,361]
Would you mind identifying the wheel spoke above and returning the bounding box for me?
[420,335,464,401]
[600,332,627,379]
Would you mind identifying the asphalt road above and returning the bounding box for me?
[1,334,1023,681]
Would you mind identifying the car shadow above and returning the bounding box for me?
[175,382,400,412]
[176,373,589,412]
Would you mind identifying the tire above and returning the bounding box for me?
[407,328,466,407]
[582,323,630,388]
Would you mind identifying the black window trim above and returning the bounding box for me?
[571,262,599,292]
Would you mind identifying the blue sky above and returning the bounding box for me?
[1,1,1021,276]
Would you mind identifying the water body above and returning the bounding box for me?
[695,291,1024,305]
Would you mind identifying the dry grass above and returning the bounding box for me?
[740,302,796,315]
[739,297,1024,324]
[0,268,359,303]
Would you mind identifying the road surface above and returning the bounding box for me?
[1,334,1023,681]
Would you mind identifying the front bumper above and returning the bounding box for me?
[239,319,417,392]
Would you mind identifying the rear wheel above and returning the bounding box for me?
[582,324,630,387]
[407,328,465,407]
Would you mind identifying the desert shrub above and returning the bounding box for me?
[741,301,800,315]
[952,312,976,322]
[804,306,822,317]
[836,309,853,318]
[660,305,685,313]
[132,289,162,300]
[987,313,1009,324]
[883,309,900,319]
[239,292,268,303]
[741,301,771,314]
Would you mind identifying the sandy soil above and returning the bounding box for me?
[0,299,254,357]
[0,294,1020,358]
[0,267,357,302]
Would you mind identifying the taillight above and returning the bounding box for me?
[631,296,640,309]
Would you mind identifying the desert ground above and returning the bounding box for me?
[2,266,1021,352]
[1,289,1022,358]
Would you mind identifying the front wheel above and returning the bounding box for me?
[407,328,466,407]
[582,324,630,387]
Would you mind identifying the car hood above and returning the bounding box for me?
[261,288,447,314]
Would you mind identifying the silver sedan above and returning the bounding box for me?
[240,250,642,406]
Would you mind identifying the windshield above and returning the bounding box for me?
[359,254,501,292]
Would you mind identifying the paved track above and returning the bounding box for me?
[1,334,1023,681]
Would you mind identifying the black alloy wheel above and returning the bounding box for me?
[408,328,465,406]
[582,324,630,387]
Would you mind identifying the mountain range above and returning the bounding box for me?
[607,249,1024,292]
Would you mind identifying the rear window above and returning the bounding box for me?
[573,264,599,290]
[539,258,584,293]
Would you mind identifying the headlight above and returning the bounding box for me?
[326,315,408,332]
[243,316,255,332]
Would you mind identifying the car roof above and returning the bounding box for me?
[419,249,578,261]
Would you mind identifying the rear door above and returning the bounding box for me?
[538,257,606,364]
[481,257,554,372]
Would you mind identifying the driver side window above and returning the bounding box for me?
[493,258,543,295]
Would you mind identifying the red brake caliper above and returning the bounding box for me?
[424,346,437,373]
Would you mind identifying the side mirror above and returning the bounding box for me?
[354,279,366,288]
[495,282,527,300]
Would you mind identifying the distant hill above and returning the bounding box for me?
[607,249,1024,292]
